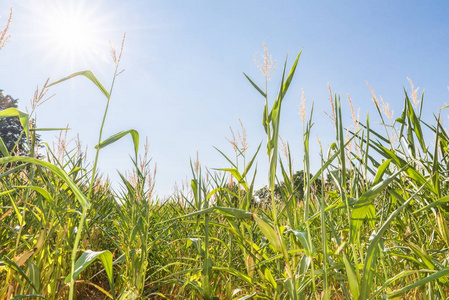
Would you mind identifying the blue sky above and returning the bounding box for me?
[1,1,449,196]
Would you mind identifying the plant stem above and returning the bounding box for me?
[69,206,88,300]
[87,63,120,199]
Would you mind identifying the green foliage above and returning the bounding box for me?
[255,170,322,206]
[0,91,29,156]
[2,50,449,300]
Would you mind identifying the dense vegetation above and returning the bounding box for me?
[1,38,449,299]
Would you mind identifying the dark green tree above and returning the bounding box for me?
[0,90,29,156]
[254,170,323,206]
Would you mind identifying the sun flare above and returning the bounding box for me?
[47,13,93,53]
[29,0,111,68]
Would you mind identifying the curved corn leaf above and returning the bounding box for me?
[369,270,424,299]
[0,156,89,208]
[15,185,52,201]
[0,258,38,292]
[48,70,110,99]
[65,250,114,290]
[414,194,449,213]
[213,266,252,284]
[388,268,449,298]
[13,249,36,266]
[95,129,139,158]
[353,165,406,209]
[218,168,248,191]
[206,187,239,200]
[235,293,257,300]
[0,107,30,139]
[253,215,284,253]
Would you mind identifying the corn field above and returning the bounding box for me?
[1,41,449,300]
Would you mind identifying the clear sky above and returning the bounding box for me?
[1,1,449,196]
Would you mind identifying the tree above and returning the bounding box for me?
[254,170,323,207]
[0,90,29,156]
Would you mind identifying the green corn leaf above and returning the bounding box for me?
[30,127,71,131]
[353,165,407,209]
[350,204,375,244]
[358,185,427,300]
[0,107,30,139]
[188,238,204,257]
[15,186,52,201]
[48,70,110,99]
[242,167,257,211]
[264,268,277,289]
[218,168,248,191]
[11,295,46,300]
[0,258,38,292]
[95,129,139,158]
[432,117,441,196]
[212,206,254,219]
[405,241,437,272]
[284,277,298,300]
[373,159,391,185]
[65,250,114,290]
[369,270,423,299]
[161,206,253,223]
[405,90,426,153]
[243,73,266,98]
[206,187,239,200]
[28,263,41,294]
[280,50,302,99]
[343,254,360,300]
[0,164,27,179]
[292,230,315,257]
[235,293,257,300]
[0,156,89,208]
[436,211,449,248]
[388,268,449,298]
[0,189,15,196]
[8,192,23,226]
[0,137,8,156]
[414,194,449,213]
[213,266,252,284]
[241,143,261,179]
[253,215,284,253]
[213,146,237,169]
[310,133,357,185]
[262,104,269,134]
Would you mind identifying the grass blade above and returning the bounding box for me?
[95,129,139,158]
[48,70,110,99]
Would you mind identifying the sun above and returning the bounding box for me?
[28,0,111,68]
[47,12,94,54]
